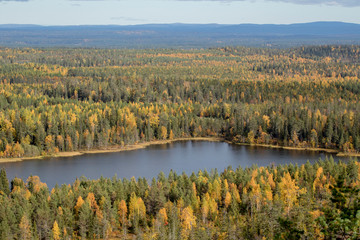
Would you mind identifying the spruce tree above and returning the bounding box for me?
[0,168,10,195]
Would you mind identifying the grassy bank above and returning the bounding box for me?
[0,137,223,163]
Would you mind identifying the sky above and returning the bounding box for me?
[0,0,359,26]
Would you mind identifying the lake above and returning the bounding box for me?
[0,141,346,189]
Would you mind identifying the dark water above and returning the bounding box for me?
[0,141,346,189]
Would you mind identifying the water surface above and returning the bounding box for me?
[0,141,344,189]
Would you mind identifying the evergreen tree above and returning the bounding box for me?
[0,168,10,195]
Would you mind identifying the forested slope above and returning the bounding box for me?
[1,158,360,239]
[0,45,360,239]
[0,46,359,159]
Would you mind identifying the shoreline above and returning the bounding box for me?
[0,137,358,163]
[0,137,223,163]
[229,142,358,157]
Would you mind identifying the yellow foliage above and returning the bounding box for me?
[169,130,174,140]
[118,199,128,223]
[211,179,222,202]
[158,208,168,225]
[129,192,146,223]
[74,196,84,213]
[309,210,323,220]
[267,173,276,190]
[262,115,270,128]
[52,220,61,240]
[278,172,302,215]
[224,192,232,208]
[181,206,196,231]
[249,177,261,210]
[316,167,323,179]
[160,126,168,140]
[19,215,31,240]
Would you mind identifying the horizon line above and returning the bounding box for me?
[0,21,359,27]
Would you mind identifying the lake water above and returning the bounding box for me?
[0,141,346,189]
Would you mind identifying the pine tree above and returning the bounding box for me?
[0,168,10,195]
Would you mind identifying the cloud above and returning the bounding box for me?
[0,0,29,1]
[266,0,359,7]
[175,0,359,7]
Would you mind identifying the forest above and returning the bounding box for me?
[1,158,360,239]
[0,45,360,159]
[0,45,360,239]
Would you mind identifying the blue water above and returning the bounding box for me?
[0,141,346,189]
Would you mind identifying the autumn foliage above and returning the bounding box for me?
[0,46,360,159]
[0,157,360,239]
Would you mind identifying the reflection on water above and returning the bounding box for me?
[0,141,347,189]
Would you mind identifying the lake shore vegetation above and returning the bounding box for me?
[0,137,223,163]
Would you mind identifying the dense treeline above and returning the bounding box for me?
[1,158,360,239]
[0,46,360,158]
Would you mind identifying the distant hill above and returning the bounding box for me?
[0,22,359,48]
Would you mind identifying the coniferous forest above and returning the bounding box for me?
[1,158,360,239]
[0,46,360,158]
[0,45,360,239]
